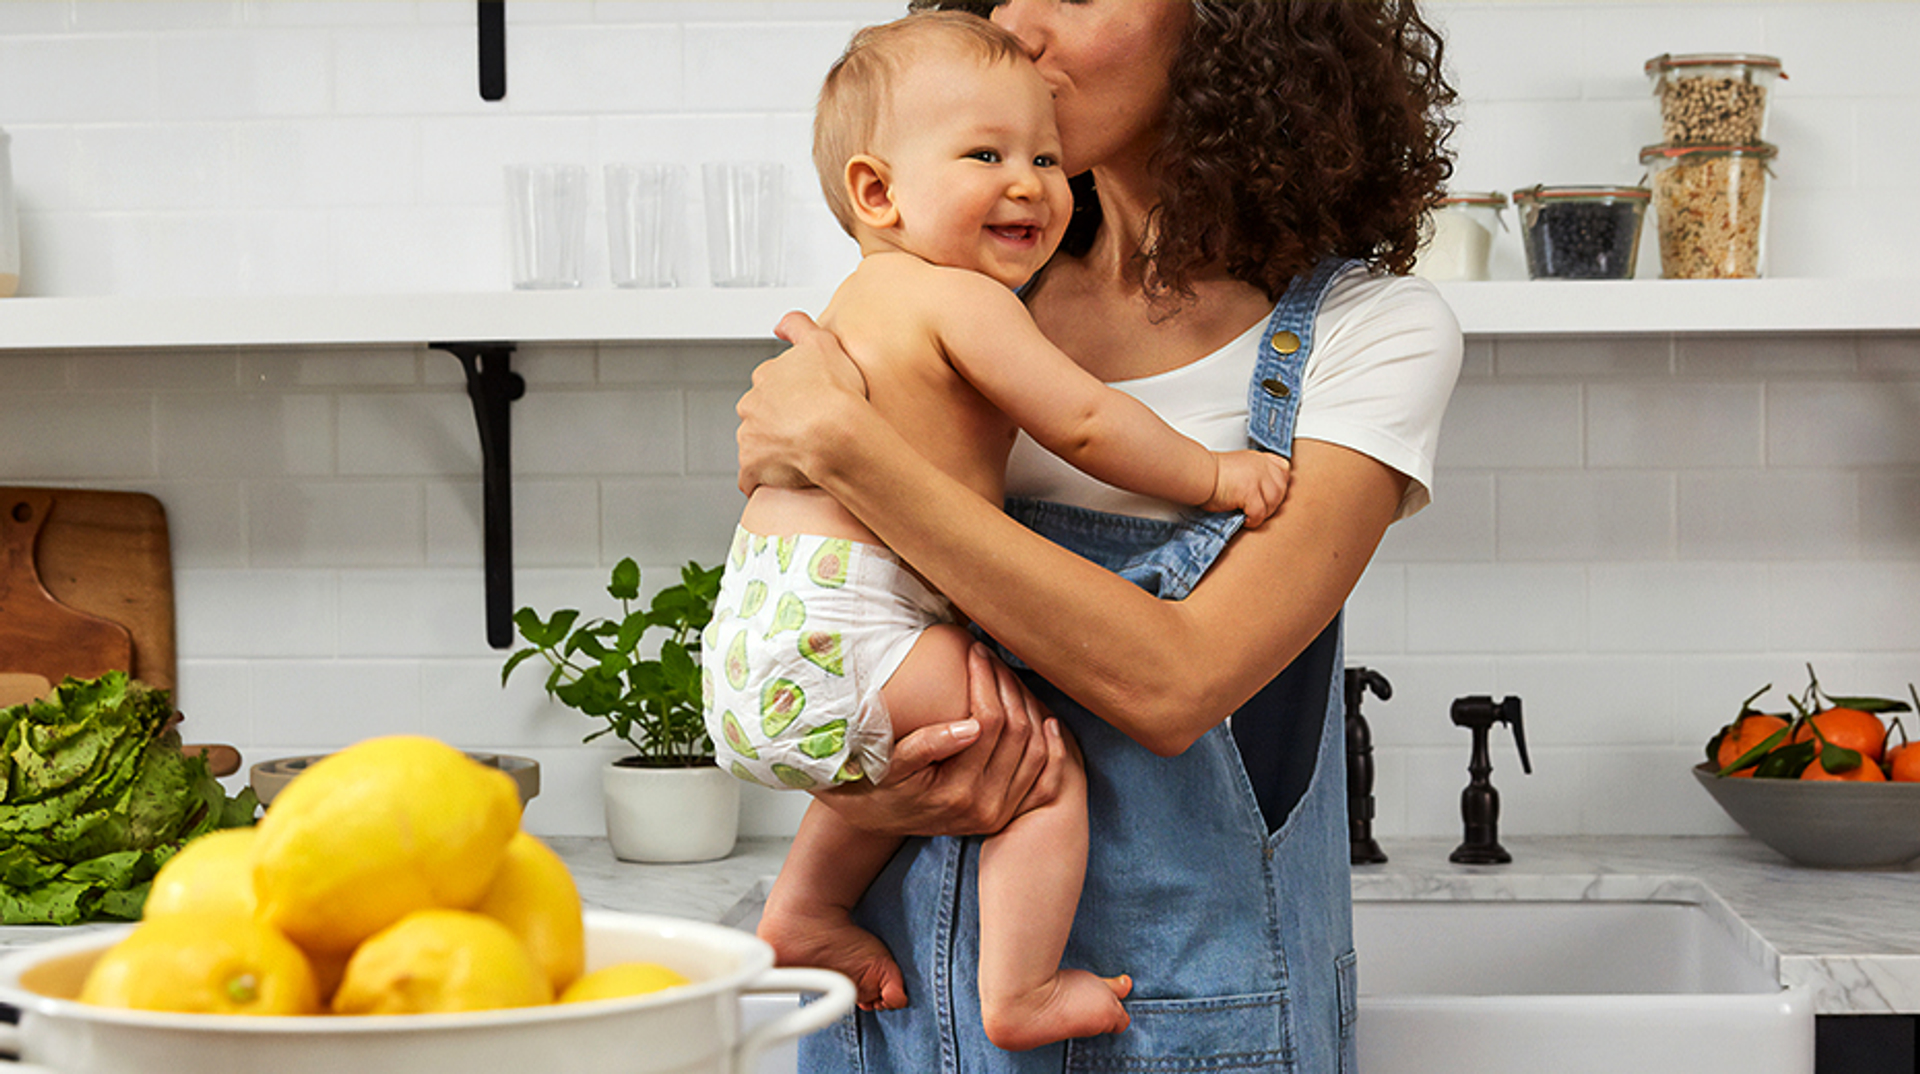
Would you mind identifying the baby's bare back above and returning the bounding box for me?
[741,255,1017,543]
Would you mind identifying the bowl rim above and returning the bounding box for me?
[1691,760,1920,795]
[0,910,768,1032]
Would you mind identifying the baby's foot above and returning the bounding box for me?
[982,971,1132,1052]
[757,900,908,1012]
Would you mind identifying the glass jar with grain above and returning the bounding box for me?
[1639,142,1776,279]
[1644,53,1785,147]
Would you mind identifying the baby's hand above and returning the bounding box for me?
[1206,450,1293,527]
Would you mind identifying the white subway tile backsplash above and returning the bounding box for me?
[157,391,334,477]
[246,480,425,567]
[0,2,69,33]
[507,25,681,115]
[1675,334,1857,376]
[1587,563,1769,653]
[601,477,742,567]
[1375,472,1496,562]
[1498,472,1674,561]
[1405,564,1587,653]
[1768,563,1920,652]
[1586,381,1763,468]
[173,660,254,742]
[1580,747,1740,836]
[1494,336,1671,378]
[1496,655,1678,745]
[0,393,153,477]
[70,1,239,32]
[684,386,744,475]
[1678,471,1858,561]
[176,568,339,657]
[336,390,475,475]
[515,389,686,475]
[681,21,861,113]
[247,658,425,743]
[1434,383,1583,469]
[420,657,588,750]
[332,25,495,117]
[149,481,247,568]
[1768,378,1920,466]
[336,569,497,657]
[1860,471,1920,561]
[0,37,157,124]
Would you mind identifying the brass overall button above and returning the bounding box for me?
[1260,378,1291,399]
[1271,330,1301,355]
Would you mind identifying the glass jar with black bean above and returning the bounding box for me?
[1511,186,1650,280]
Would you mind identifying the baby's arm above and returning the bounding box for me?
[934,271,1292,525]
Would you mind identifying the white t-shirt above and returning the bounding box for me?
[1005,265,1461,522]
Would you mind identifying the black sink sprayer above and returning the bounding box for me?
[1448,695,1531,865]
[1344,667,1391,866]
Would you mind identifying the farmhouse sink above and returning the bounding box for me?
[1354,897,1813,1074]
[728,886,1813,1074]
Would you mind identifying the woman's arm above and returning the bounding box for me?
[743,313,1409,756]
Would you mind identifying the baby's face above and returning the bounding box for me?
[870,50,1073,289]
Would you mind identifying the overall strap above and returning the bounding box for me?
[1247,257,1361,454]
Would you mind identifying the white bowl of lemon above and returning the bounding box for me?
[0,736,851,1074]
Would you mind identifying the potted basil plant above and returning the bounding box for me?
[503,557,735,863]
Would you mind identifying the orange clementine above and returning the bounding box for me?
[1801,752,1888,781]
[1715,713,1789,776]
[1790,707,1888,765]
[1888,742,1920,783]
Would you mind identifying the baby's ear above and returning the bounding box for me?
[846,155,900,230]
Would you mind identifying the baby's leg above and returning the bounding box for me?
[757,622,977,1012]
[758,800,908,1011]
[977,736,1131,1051]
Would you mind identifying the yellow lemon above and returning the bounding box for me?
[558,961,691,1004]
[252,736,521,956]
[142,827,258,921]
[473,831,585,994]
[331,909,553,1014]
[78,911,321,1016]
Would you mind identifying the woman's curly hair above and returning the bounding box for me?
[913,0,1458,302]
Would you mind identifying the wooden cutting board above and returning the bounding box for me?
[0,487,175,703]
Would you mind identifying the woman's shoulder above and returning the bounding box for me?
[1319,265,1457,335]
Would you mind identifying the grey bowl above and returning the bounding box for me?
[1692,763,1920,869]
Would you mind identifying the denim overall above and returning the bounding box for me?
[800,258,1361,1074]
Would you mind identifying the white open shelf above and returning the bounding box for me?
[0,278,1915,351]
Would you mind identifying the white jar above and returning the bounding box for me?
[1413,192,1507,282]
[0,128,17,297]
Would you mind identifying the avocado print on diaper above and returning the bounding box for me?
[740,578,768,617]
[725,631,750,691]
[797,719,847,761]
[730,760,758,784]
[835,758,866,784]
[761,678,807,737]
[808,539,852,588]
[776,535,798,573]
[730,528,751,569]
[721,711,758,760]
[765,591,806,639]
[772,763,817,790]
[798,630,846,676]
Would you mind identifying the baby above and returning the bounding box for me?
[703,12,1292,1051]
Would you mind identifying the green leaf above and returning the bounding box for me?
[1753,740,1816,779]
[500,647,542,686]
[1823,695,1912,714]
[609,558,642,602]
[1817,743,1865,774]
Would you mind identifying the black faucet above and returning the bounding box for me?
[1448,695,1531,865]
[1345,667,1391,865]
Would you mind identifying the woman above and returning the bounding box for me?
[737,1,1461,1069]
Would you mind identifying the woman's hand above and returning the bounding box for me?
[735,311,869,496]
[811,644,1068,837]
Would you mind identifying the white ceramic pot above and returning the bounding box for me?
[603,759,740,864]
[0,911,851,1074]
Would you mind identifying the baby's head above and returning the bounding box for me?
[813,12,1072,286]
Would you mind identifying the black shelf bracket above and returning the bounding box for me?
[477,1,505,101]
[431,342,524,649]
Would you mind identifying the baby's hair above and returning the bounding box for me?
[813,11,1029,235]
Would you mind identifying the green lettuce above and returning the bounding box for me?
[0,672,259,925]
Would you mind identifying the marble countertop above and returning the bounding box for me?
[7,835,1917,1016]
